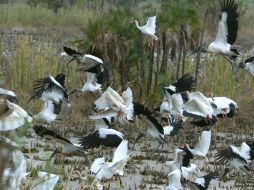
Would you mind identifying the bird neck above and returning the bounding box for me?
[135,20,140,29]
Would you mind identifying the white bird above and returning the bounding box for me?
[165,169,183,190]
[33,100,61,124]
[166,148,186,173]
[81,72,102,93]
[91,87,134,124]
[208,96,238,118]
[79,128,124,149]
[89,140,130,180]
[201,0,239,58]
[29,73,69,105]
[215,141,254,176]
[134,16,158,40]
[0,99,33,131]
[181,130,212,165]
[239,56,254,77]
[165,148,200,180]
[0,87,18,103]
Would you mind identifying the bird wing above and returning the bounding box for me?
[111,140,128,165]
[244,56,254,64]
[215,0,238,44]
[33,125,74,146]
[188,91,211,107]
[90,157,106,174]
[171,93,184,116]
[167,169,182,189]
[183,99,213,118]
[193,172,218,189]
[0,100,32,131]
[145,16,156,34]
[171,73,196,93]
[215,145,247,164]
[30,74,68,103]
[63,46,82,57]
[107,87,125,104]
[54,73,65,87]
[240,142,254,161]
[79,128,123,149]
[121,87,133,107]
[194,130,211,156]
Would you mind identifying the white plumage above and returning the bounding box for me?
[135,16,158,40]
[80,72,102,93]
[0,99,33,131]
[165,169,183,190]
[33,100,57,123]
[89,140,130,180]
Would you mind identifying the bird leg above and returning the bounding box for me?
[154,143,163,153]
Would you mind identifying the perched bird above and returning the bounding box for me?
[180,130,212,166]
[0,99,33,131]
[33,125,84,158]
[239,56,254,77]
[215,142,254,177]
[165,169,183,190]
[29,73,69,105]
[0,88,19,104]
[133,103,165,151]
[89,140,130,180]
[33,100,62,124]
[186,172,218,190]
[134,16,158,40]
[79,128,124,149]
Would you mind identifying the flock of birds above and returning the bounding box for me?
[1,0,254,189]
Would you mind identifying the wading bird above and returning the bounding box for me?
[134,16,158,40]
